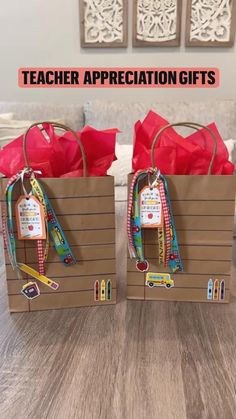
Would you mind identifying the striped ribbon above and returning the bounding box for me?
[127,169,149,258]
[159,181,171,267]
[161,175,183,272]
[30,176,77,266]
[5,177,21,270]
[29,176,49,263]
[37,240,45,275]
[158,227,165,265]
[2,174,19,253]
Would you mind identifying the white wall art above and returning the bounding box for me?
[80,0,128,48]
[133,0,182,47]
[186,0,236,47]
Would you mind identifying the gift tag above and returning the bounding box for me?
[139,186,163,228]
[21,282,40,299]
[15,195,46,240]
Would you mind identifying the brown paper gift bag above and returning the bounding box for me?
[0,122,116,312]
[127,122,236,304]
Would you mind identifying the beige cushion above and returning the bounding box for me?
[84,100,236,144]
[225,139,236,166]
[0,113,14,120]
[0,118,64,148]
[0,102,84,131]
[108,144,133,185]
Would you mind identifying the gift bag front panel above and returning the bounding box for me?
[127,174,236,304]
[1,176,116,312]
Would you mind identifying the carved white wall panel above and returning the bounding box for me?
[189,0,233,43]
[136,0,179,43]
[83,0,125,45]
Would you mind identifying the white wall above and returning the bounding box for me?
[0,0,236,104]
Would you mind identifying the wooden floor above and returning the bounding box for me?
[0,205,236,419]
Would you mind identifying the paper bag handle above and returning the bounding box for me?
[23,121,87,177]
[151,122,218,175]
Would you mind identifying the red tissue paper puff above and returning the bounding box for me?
[132,110,234,175]
[60,126,118,178]
[0,123,118,178]
[0,126,55,178]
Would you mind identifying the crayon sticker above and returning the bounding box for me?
[208,278,226,302]
[15,195,46,240]
[139,186,163,228]
[207,279,213,300]
[106,280,112,301]
[219,280,225,301]
[213,279,219,301]
[94,280,112,302]
[100,280,106,301]
[94,280,99,302]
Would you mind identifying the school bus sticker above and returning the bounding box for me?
[146,273,174,289]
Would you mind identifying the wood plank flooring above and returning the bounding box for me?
[0,201,236,419]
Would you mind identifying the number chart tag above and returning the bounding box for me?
[15,195,46,240]
[139,186,163,228]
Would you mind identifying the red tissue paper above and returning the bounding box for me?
[132,111,234,175]
[0,123,118,178]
